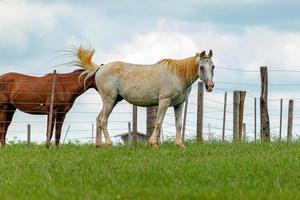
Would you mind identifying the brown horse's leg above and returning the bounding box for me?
[4,105,16,145]
[0,111,7,147]
[54,113,66,149]
[45,112,56,149]
[0,104,15,147]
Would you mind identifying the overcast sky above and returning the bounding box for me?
[1,0,300,143]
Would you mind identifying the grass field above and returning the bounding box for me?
[1,141,300,200]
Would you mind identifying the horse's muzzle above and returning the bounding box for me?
[205,81,214,92]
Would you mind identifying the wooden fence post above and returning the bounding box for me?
[239,91,246,140]
[197,82,204,142]
[233,91,240,142]
[222,92,227,142]
[27,124,31,147]
[243,123,246,142]
[254,97,257,141]
[182,97,189,142]
[208,123,212,140]
[287,100,294,142]
[46,70,57,148]
[128,122,132,144]
[260,66,270,142]
[63,125,70,144]
[92,123,94,145]
[132,105,138,145]
[279,99,283,141]
[146,106,158,140]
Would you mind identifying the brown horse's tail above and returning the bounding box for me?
[71,46,100,87]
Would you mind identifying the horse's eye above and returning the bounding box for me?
[212,65,215,69]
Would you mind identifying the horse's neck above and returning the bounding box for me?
[162,56,199,88]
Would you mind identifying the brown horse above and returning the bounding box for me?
[0,69,97,148]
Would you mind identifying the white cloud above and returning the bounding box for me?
[2,4,300,142]
[0,0,72,49]
[97,20,300,72]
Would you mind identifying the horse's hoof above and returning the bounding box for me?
[45,144,50,149]
[95,144,101,149]
[148,139,157,146]
[149,142,158,149]
[176,143,186,148]
[106,143,113,148]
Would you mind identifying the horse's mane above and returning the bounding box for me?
[157,56,198,84]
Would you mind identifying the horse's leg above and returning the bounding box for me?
[0,109,7,147]
[174,102,185,148]
[95,96,122,148]
[45,112,56,149]
[3,105,16,145]
[54,113,66,149]
[149,98,171,148]
[0,104,15,147]
[95,111,103,148]
[98,99,117,147]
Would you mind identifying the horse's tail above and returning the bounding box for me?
[71,46,101,87]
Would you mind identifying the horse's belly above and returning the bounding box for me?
[121,89,159,107]
[10,93,49,114]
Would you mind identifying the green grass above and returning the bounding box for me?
[1,142,300,200]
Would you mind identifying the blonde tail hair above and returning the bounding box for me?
[70,46,100,87]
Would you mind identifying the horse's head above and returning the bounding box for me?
[195,50,215,92]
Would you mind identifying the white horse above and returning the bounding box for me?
[72,47,215,148]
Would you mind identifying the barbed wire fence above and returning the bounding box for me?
[3,65,300,145]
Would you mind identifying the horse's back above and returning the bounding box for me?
[95,60,185,106]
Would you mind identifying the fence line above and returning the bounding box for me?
[4,66,300,145]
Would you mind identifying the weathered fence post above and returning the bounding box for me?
[92,123,94,145]
[46,70,57,148]
[233,91,240,142]
[132,105,138,145]
[243,123,246,142]
[260,66,270,142]
[63,125,70,144]
[287,99,294,142]
[27,124,31,147]
[254,97,257,141]
[182,98,189,142]
[128,122,132,144]
[279,98,283,141]
[239,91,246,140]
[146,106,158,141]
[222,92,227,142]
[197,82,204,142]
[208,123,212,141]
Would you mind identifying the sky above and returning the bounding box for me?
[1,0,300,144]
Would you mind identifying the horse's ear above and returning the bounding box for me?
[198,51,206,58]
[208,49,213,58]
[195,51,205,65]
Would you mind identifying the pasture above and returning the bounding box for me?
[1,142,300,199]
